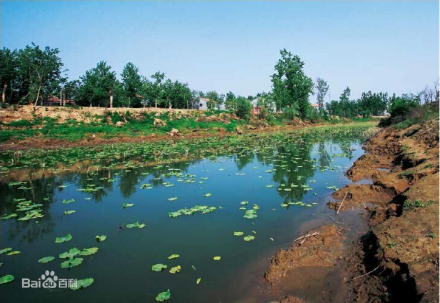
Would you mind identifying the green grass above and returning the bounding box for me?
[403,199,435,211]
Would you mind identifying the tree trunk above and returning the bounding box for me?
[155,99,157,108]
[168,99,172,109]
[109,94,113,109]
[34,85,42,106]
[2,84,7,103]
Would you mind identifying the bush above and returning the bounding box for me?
[235,97,252,120]
[6,119,33,127]
[282,107,296,120]
[389,97,419,118]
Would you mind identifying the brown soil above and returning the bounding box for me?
[265,119,439,303]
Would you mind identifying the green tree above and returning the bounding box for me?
[205,91,219,110]
[316,78,329,111]
[16,43,64,105]
[77,61,117,107]
[271,49,314,118]
[121,62,143,107]
[151,71,165,108]
[235,96,252,120]
[0,48,18,103]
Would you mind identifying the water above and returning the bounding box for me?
[0,130,367,303]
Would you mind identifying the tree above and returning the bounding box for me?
[16,43,64,105]
[205,91,219,110]
[76,61,117,107]
[316,78,329,111]
[235,96,252,119]
[151,71,165,108]
[121,62,143,107]
[271,49,314,118]
[225,91,235,102]
[0,48,17,103]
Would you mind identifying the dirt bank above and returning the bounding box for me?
[264,119,439,303]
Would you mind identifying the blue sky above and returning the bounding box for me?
[1,1,438,100]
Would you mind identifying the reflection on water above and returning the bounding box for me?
[1,129,367,303]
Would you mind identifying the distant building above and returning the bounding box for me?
[43,96,76,106]
[310,103,320,110]
[196,98,210,110]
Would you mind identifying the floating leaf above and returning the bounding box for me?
[62,198,75,204]
[152,264,167,272]
[63,210,76,215]
[167,197,177,201]
[7,251,21,256]
[213,256,221,261]
[169,265,181,274]
[59,248,81,259]
[0,275,14,284]
[244,235,255,242]
[79,247,99,256]
[95,235,106,242]
[168,254,179,260]
[0,213,17,220]
[38,256,55,263]
[233,232,244,236]
[60,258,83,269]
[55,234,72,244]
[155,289,171,302]
[70,278,94,290]
[0,248,12,254]
[196,278,202,285]
[203,193,212,197]
[126,222,145,229]
[122,203,134,208]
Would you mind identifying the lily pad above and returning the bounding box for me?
[38,256,55,263]
[244,235,255,242]
[169,265,181,274]
[213,256,221,261]
[79,247,99,256]
[0,248,12,254]
[203,193,212,197]
[168,254,179,260]
[55,234,72,244]
[60,258,83,269]
[122,203,134,208]
[167,197,177,201]
[126,222,145,229]
[155,289,171,302]
[196,278,202,285]
[7,251,21,256]
[59,248,81,259]
[63,210,76,215]
[0,275,14,284]
[95,235,107,242]
[0,213,17,220]
[70,278,94,290]
[152,264,167,272]
[233,232,244,236]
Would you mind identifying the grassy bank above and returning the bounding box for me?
[0,105,379,144]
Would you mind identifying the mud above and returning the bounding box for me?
[265,119,439,303]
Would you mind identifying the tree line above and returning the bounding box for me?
[1,43,437,120]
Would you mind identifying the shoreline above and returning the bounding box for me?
[263,119,439,303]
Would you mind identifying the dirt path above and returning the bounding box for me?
[264,119,439,303]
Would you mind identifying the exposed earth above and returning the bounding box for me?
[264,119,439,303]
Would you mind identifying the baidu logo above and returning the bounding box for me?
[22,270,77,289]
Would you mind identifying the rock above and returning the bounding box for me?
[153,118,166,128]
[236,127,243,134]
[169,128,179,137]
[115,121,125,127]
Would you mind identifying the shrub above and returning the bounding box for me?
[235,97,252,120]
[6,119,33,127]
[282,107,296,120]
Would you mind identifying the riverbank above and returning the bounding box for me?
[0,105,377,150]
[264,118,439,303]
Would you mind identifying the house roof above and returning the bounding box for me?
[200,98,216,103]
[311,103,319,108]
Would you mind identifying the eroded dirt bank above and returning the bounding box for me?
[264,119,439,303]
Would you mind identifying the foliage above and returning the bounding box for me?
[316,78,329,111]
[76,61,117,107]
[234,97,252,120]
[121,62,143,107]
[271,49,314,118]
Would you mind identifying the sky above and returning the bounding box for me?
[1,1,438,100]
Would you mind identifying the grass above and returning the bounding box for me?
[403,199,435,211]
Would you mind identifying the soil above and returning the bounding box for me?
[264,119,439,303]
[0,105,371,151]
